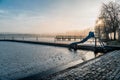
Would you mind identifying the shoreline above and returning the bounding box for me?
[0,40,120,80]
[43,50,120,80]
[18,50,120,80]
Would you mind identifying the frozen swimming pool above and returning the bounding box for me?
[0,41,95,80]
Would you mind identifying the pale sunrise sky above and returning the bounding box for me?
[0,0,117,34]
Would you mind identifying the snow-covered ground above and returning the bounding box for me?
[0,41,94,80]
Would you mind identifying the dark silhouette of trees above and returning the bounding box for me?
[95,1,120,40]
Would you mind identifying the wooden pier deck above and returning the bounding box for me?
[0,39,120,53]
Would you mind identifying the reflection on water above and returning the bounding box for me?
[0,41,95,79]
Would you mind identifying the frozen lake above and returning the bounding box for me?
[0,41,95,80]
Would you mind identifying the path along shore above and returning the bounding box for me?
[44,50,120,80]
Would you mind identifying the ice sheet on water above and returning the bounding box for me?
[0,41,94,79]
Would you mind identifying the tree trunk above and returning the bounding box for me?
[114,31,116,40]
[118,29,120,41]
[110,33,112,40]
[105,33,109,40]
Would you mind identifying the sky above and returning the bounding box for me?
[0,0,116,34]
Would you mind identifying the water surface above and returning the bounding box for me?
[0,41,94,79]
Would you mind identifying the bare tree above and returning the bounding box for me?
[99,1,120,40]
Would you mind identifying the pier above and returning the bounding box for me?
[55,35,83,41]
[0,32,120,54]
[0,35,120,80]
[0,39,120,54]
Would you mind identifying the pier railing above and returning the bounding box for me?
[0,34,54,42]
[0,34,95,43]
[55,35,84,41]
[0,34,120,54]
